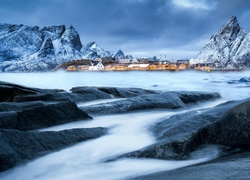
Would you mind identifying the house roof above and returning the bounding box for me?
[176,60,189,64]
[127,64,149,68]
[92,61,102,66]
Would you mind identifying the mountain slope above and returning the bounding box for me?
[192,16,250,68]
[113,49,125,59]
[0,24,115,72]
[0,24,85,72]
[81,41,112,60]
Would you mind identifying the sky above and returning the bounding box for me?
[0,0,250,59]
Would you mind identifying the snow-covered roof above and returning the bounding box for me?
[127,64,149,68]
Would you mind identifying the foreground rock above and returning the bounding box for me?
[0,81,83,103]
[228,77,250,84]
[0,81,158,103]
[0,102,92,130]
[70,86,158,99]
[123,98,250,160]
[0,127,107,172]
[133,151,250,180]
[81,91,221,115]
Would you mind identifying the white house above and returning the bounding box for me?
[89,61,105,71]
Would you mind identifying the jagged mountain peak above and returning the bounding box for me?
[83,41,98,49]
[0,23,115,71]
[192,16,250,69]
[113,49,125,59]
[0,23,83,72]
[81,41,111,60]
[219,16,241,39]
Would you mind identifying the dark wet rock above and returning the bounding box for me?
[228,77,250,84]
[0,81,88,103]
[70,86,158,100]
[0,102,92,130]
[174,91,221,104]
[132,151,250,180]
[70,87,113,101]
[0,81,159,103]
[0,82,37,102]
[95,87,158,98]
[123,98,250,160]
[0,127,107,172]
[0,101,45,112]
[81,91,221,115]
[0,81,105,103]
[13,91,88,103]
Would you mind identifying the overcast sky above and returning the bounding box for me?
[0,0,250,59]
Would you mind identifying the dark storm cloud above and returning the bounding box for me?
[0,0,250,58]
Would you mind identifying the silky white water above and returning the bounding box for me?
[0,70,249,179]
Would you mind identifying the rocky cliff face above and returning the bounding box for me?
[113,49,125,59]
[0,24,85,72]
[81,41,112,60]
[192,16,250,68]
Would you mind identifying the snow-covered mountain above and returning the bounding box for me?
[81,41,112,60]
[0,24,85,72]
[0,24,113,72]
[192,16,250,68]
[113,49,125,59]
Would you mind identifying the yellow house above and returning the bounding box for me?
[148,65,157,70]
[169,64,178,71]
[139,64,149,71]
[127,64,140,70]
[178,63,187,70]
[158,64,169,70]
[176,60,190,69]
[104,65,116,71]
[114,65,127,71]
[66,65,77,71]
[195,63,215,71]
[78,65,89,71]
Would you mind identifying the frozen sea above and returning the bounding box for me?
[0,70,249,180]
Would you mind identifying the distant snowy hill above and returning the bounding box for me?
[113,49,125,59]
[0,24,85,72]
[0,24,113,72]
[81,41,112,60]
[192,16,250,68]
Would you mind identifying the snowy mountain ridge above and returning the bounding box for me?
[113,49,125,59]
[0,23,116,72]
[192,16,250,68]
[81,41,112,60]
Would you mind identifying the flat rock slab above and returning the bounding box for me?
[132,151,250,180]
[81,91,221,115]
[70,86,159,99]
[0,102,92,130]
[0,127,107,172]
[0,81,159,103]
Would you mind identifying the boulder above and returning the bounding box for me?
[0,127,107,172]
[86,87,158,98]
[228,77,250,84]
[0,102,92,130]
[70,86,158,101]
[70,87,113,101]
[0,101,45,112]
[13,92,88,103]
[132,151,250,180]
[0,81,159,103]
[81,91,221,115]
[122,98,250,160]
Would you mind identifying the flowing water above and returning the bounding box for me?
[0,70,249,179]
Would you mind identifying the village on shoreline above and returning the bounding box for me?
[62,58,246,72]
